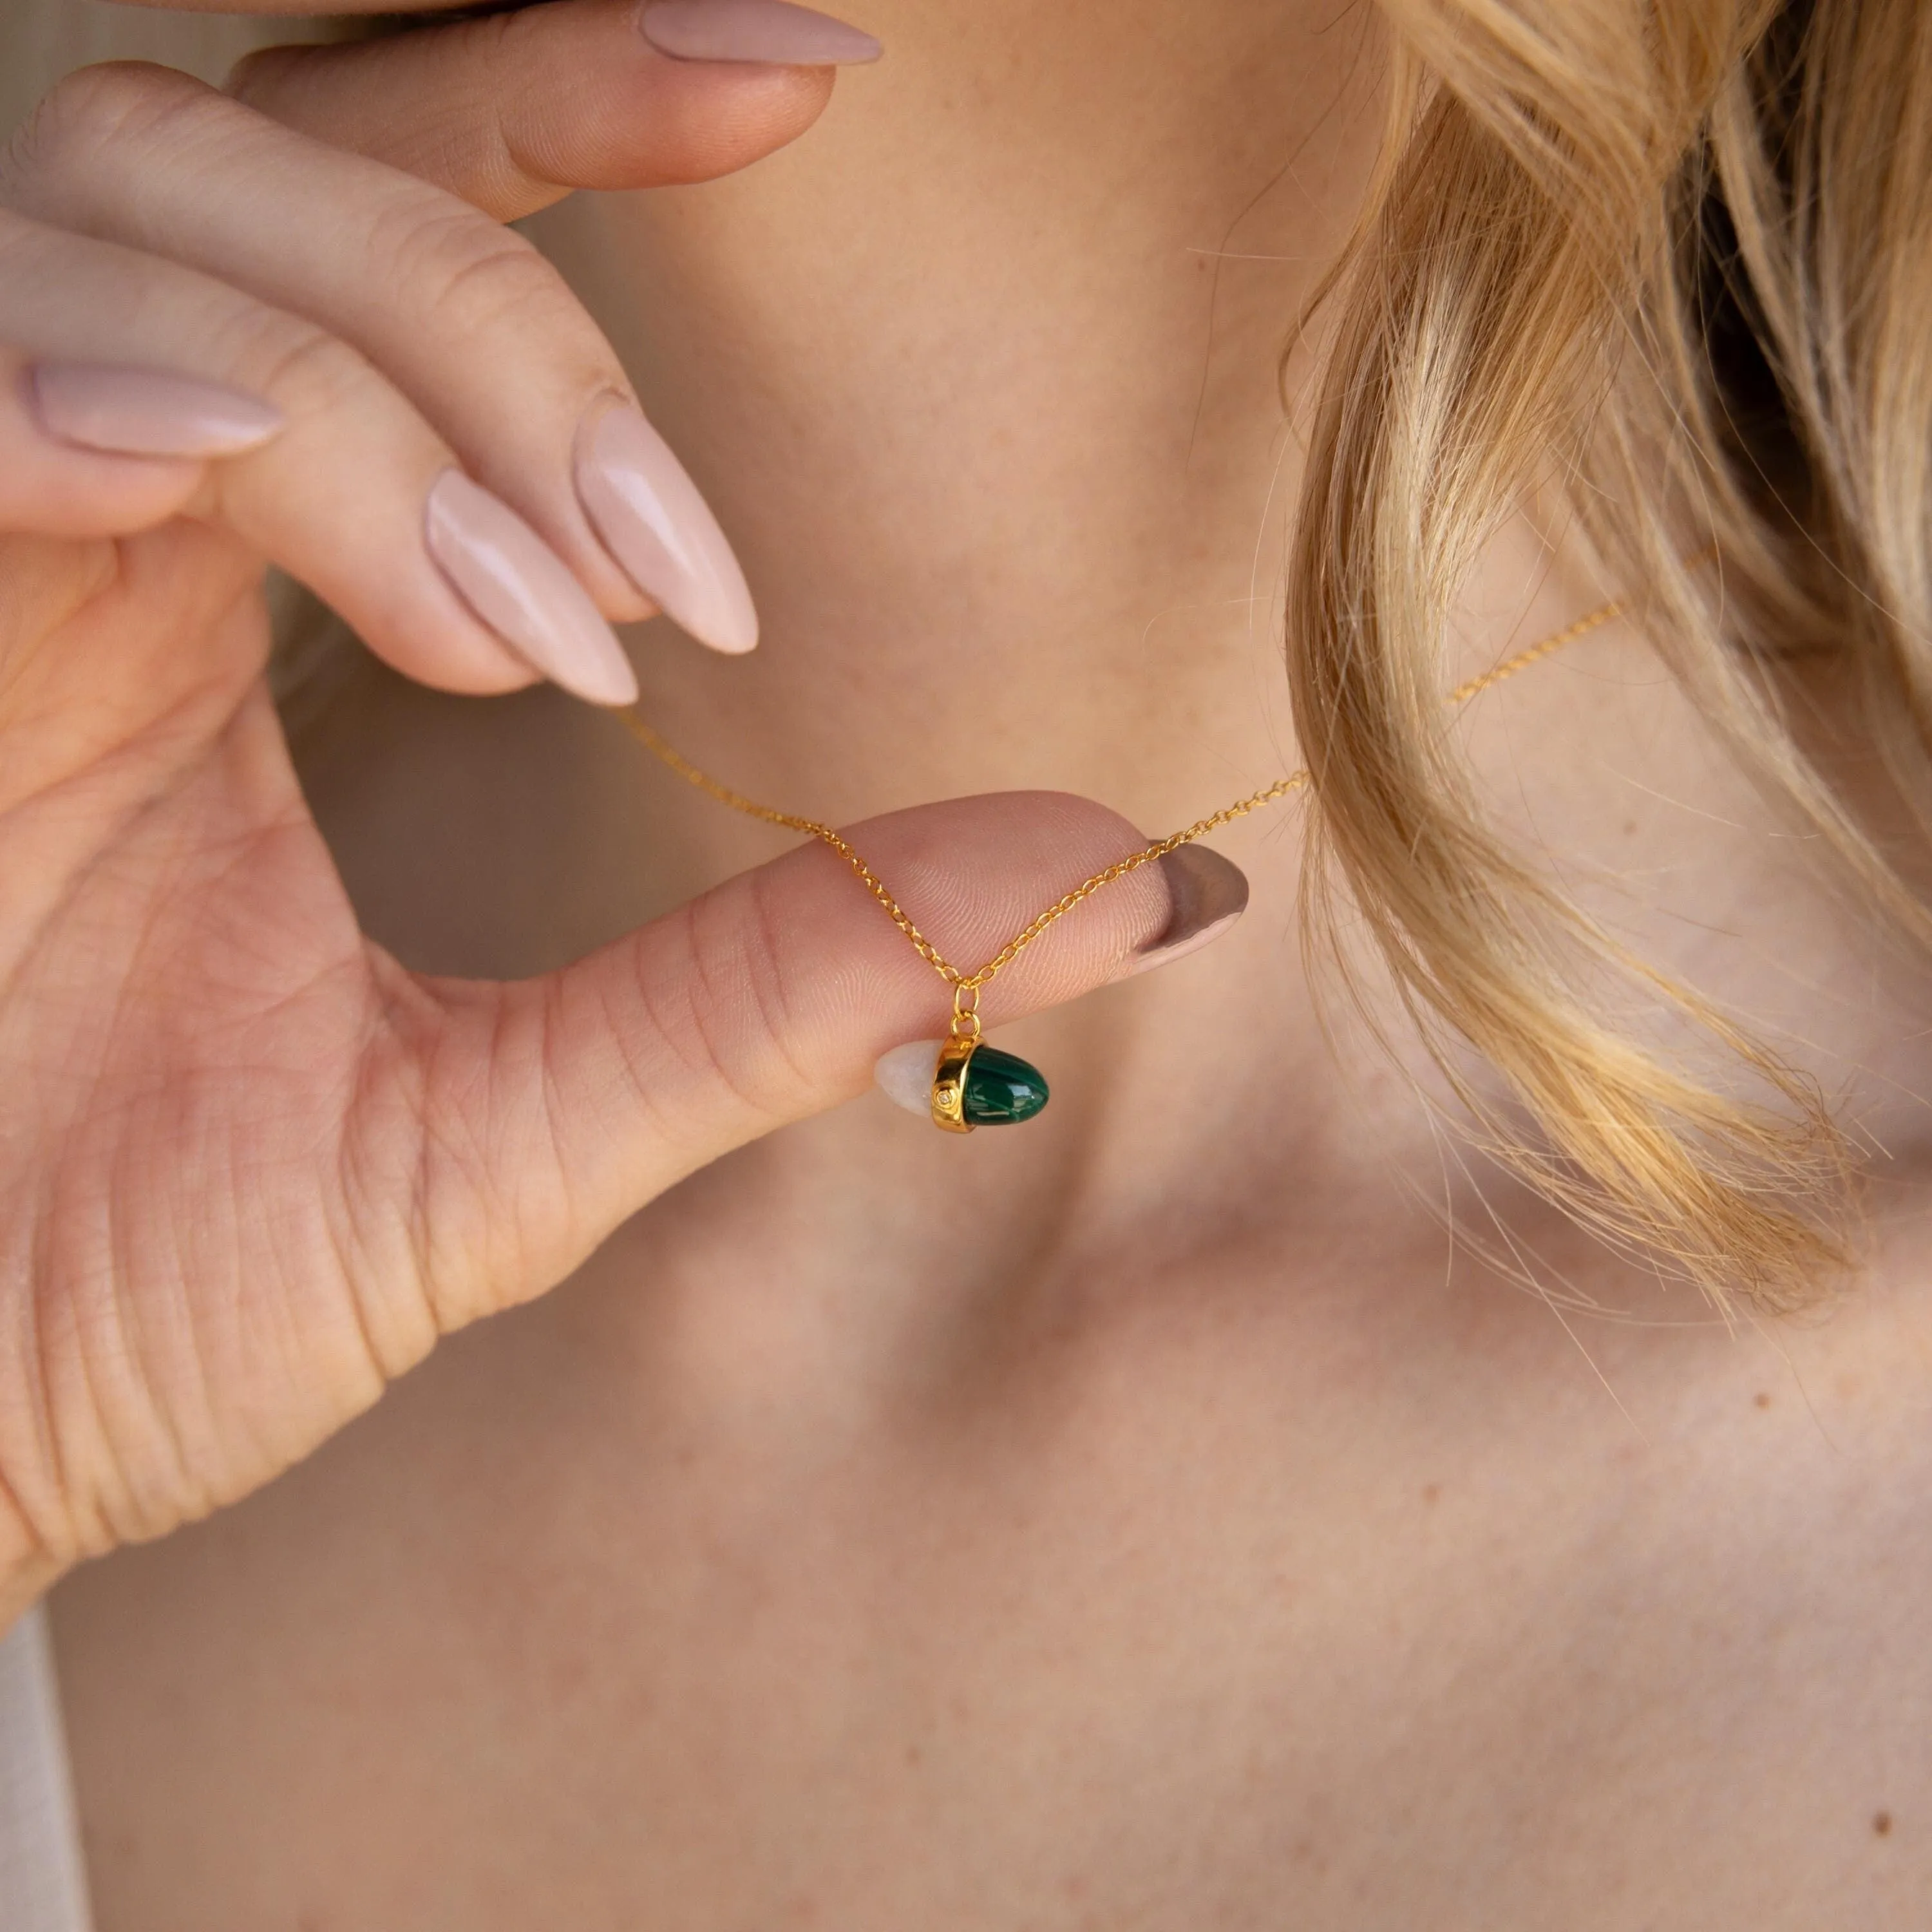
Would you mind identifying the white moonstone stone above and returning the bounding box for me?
[874,1039,943,1118]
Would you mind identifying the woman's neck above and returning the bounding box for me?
[535,0,1383,828]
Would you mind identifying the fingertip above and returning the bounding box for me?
[1,358,215,538]
[575,403,760,658]
[424,469,641,708]
[539,48,838,192]
[28,363,286,462]
[1110,848,1249,981]
[234,1,845,222]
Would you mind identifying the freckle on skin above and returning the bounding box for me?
[1874,1810,1893,1837]
[1422,1484,1441,1505]
[1754,1392,1772,1409]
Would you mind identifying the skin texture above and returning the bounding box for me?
[16,0,1932,1926]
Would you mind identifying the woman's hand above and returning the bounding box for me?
[0,3,1192,1623]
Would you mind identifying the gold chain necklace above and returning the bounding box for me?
[615,591,1625,1133]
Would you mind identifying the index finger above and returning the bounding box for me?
[228,0,879,223]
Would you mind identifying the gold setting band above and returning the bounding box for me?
[931,987,984,1133]
[931,1034,979,1133]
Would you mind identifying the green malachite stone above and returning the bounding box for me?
[961,1045,1050,1126]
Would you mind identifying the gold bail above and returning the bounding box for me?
[930,983,983,1133]
[949,982,983,1043]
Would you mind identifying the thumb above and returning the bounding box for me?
[401,790,1244,1329]
[230,0,876,223]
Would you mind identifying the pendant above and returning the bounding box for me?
[872,987,1050,1132]
[928,1033,1050,1133]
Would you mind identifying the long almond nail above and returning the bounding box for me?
[424,471,639,707]
[28,364,285,459]
[639,0,881,64]
[1113,847,1249,979]
[576,403,759,656]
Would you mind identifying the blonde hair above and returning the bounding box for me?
[5,1,1925,1310]
[1293,0,1932,1310]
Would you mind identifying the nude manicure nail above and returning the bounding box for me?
[576,404,759,656]
[639,0,882,65]
[1113,846,1249,979]
[424,471,639,708]
[28,363,285,459]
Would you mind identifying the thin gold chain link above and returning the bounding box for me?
[614,589,1629,998]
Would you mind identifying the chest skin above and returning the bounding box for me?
[47,1124,1932,1931]
[44,672,1932,1930]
